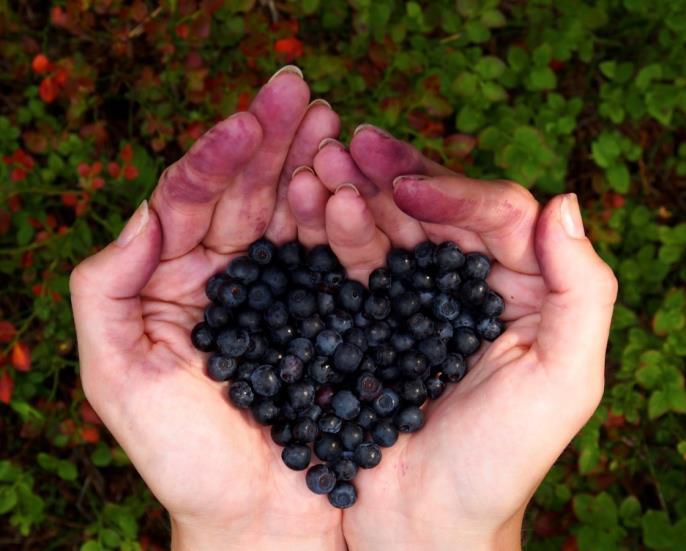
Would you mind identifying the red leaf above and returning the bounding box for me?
[81,426,100,443]
[0,369,12,404]
[80,400,103,425]
[32,54,50,74]
[0,321,16,343]
[39,77,59,103]
[123,165,139,181]
[11,342,31,372]
[274,37,304,61]
[107,162,121,178]
[120,143,134,164]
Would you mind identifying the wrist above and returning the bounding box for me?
[170,514,346,551]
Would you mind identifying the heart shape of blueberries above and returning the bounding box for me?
[191,239,504,508]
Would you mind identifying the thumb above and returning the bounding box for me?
[533,194,618,407]
[70,200,162,388]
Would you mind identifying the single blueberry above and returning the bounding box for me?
[251,399,280,425]
[434,241,465,271]
[307,244,338,272]
[476,317,504,341]
[278,354,305,383]
[331,390,361,420]
[204,304,231,329]
[191,322,215,352]
[452,328,481,356]
[371,419,398,447]
[439,353,467,382]
[333,342,363,374]
[282,444,311,470]
[462,252,491,280]
[227,256,260,285]
[314,434,344,462]
[368,268,391,292]
[353,442,382,469]
[414,241,436,269]
[306,464,337,494]
[250,365,281,397]
[228,381,254,408]
[249,238,276,265]
[373,388,400,417]
[216,328,250,357]
[338,280,366,313]
[395,406,425,433]
[277,241,304,269]
[328,482,357,509]
[387,249,415,277]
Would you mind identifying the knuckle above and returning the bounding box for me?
[594,261,619,303]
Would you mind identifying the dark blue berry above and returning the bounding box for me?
[338,280,365,312]
[395,406,425,433]
[368,268,391,292]
[278,241,304,269]
[306,464,337,494]
[307,245,338,272]
[476,317,504,341]
[191,322,215,352]
[462,252,490,280]
[300,314,325,339]
[356,407,378,430]
[481,290,505,317]
[251,399,280,425]
[270,324,296,346]
[302,404,323,422]
[218,280,248,308]
[453,328,481,355]
[365,321,391,346]
[410,271,434,292]
[436,271,461,293]
[418,290,436,307]
[435,320,454,341]
[400,378,427,406]
[293,417,319,443]
[309,357,337,385]
[398,351,428,378]
[237,361,258,382]
[331,390,361,420]
[315,329,342,355]
[318,414,343,434]
[439,353,467,382]
[332,342,363,374]
[282,444,311,470]
[237,309,261,332]
[418,336,448,366]
[364,292,391,320]
[392,291,422,317]
[407,313,435,340]
[391,332,416,352]
[414,241,436,269]
[387,249,415,277]
[340,423,364,451]
[356,372,383,402]
[322,268,345,291]
[260,265,289,296]
[373,388,400,417]
[271,422,293,446]
[264,302,289,328]
[328,482,357,509]
[249,238,276,265]
[244,333,268,360]
[377,365,401,382]
[317,292,336,316]
[216,328,250,357]
[262,348,282,365]
[250,365,281,397]
[280,402,298,421]
[353,442,381,468]
[359,355,376,372]
[228,381,254,408]
[372,343,395,367]
[452,310,476,330]
[331,458,358,482]
[435,241,465,271]
[354,312,371,328]
[204,304,231,328]
[287,288,317,319]
[345,327,368,352]
[371,419,398,447]
[207,354,237,381]
[278,354,304,383]
[314,434,344,462]
[326,310,354,333]
[287,337,314,363]
[287,380,316,411]
[389,279,408,298]
[291,268,320,289]
[425,376,446,399]
[461,279,488,305]
[247,283,273,311]
[227,256,260,285]
[432,293,460,321]
[206,273,229,303]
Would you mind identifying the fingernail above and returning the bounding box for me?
[392,174,428,190]
[268,65,304,83]
[353,123,392,138]
[291,165,314,178]
[308,98,331,109]
[116,200,149,247]
[560,193,585,239]
[335,183,360,196]
[318,137,344,151]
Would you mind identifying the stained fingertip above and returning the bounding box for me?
[287,171,329,246]
[308,98,332,109]
[334,183,360,196]
[318,137,345,151]
[292,165,315,178]
[268,65,304,82]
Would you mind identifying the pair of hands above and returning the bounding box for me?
[70,66,618,550]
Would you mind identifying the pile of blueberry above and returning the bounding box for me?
[191,238,504,508]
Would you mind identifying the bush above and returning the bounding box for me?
[1,1,685,549]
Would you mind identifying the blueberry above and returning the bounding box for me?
[407,313,435,340]
[364,292,391,320]
[356,372,383,401]
[307,244,338,272]
[300,314,325,339]
[291,268,320,289]
[217,280,248,308]
[315,384,335,409]
[207,354,237,381]
[338,280,366,312]
[400,378,427,406]
[288,380,316,411]
[271,324,296,346]
[410,271,434,291]
[293,418,319,443]
[326,310,354,333]
[331,390,361,420]
[435,241,465,271]
[414,241,436,269]
[204,304,231,329]
[228,381,254,408]
[315,329,342,355]
[359,355,376,372]
[263,348,282,365]
[432,293,460,321]
[265,302,289,328]
[392,291,422,317]
[353,442,382,469]
[460,279,488,305]
[282,444,311,470]
[435,320,454,341]
[251,399,280,425]
[452,310,476,330]
[344,327,368,352]
[247,283,272,311]
[389,279,408,298]
[371,419,398,447]
[377,365,402,382]
[314,434,344,462]
[452,328,481,355]
[249,238,276,265]
[365,321,391,346]
[331,458,358,481]
[287,337,315,363]
[395,406,425,433]
[319,414,343,434]
[418,290,436,307]
[462,252,490,280]
[339,422,364,451]
[439,353,467,382]
[288,288,317,319]
[216,328,250,357]
[278,354,304,383]
[278,241,304,269]
[237,361,258,382]
[261,265,289,296]
[425,376,446,399]
[244,333,268,360]
[306,464,337,494]
[333,342,363,374]
[373,388,400,417]
[368,268,391,292]
[356,407,378,430]
[191,322,215,352]
[387,249,415,277]
[302,404,323,422]
[280,402,298,421]
[398,351,428,378]
[317,292,336,316]
[227,256,260,285]
[250,365,281,397]
[271,422,293,446]
[309,357,337,385]
[322,268,345,291]
[418,336,448,366]
[328,482,357,509]
[436,271,461,293]
[206,273,229,303]
[390,332,415,352]
[354,312,371,328]
[476,317,504,341]
[237,309,261,332]
[481,290,505,317]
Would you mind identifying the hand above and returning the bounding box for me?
[69,67,347,551]
[287,126,618,550]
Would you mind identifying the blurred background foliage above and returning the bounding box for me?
[0,0,685,549]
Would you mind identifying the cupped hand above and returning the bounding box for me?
[287,126,618,550]
[70,67,346,551]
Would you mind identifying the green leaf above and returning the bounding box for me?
[507,47,528,72]
[0,486,18,514]
[80,541,103,551]
[456,105,484,133]
[57,460,78,481]
[0,461,21,483]
[636,63,663,91]
[480,8,506,28]
[654,308,685,335]
[452,72,479,96]
[480,81,507,102]
[475,56,505,80]
[101,528,121,548]
[464,20,490,43]
[607,164,631,193]
[648,390,670,419]
[600,61,617,79]
[37,452,59,472]
[91,443,112,467]
[619,496,642,528]
[612,305,638,330]
[642,510,674,549]
[579,446,600,474]
[528,67,556,90]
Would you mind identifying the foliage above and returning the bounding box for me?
[0,0,685,548]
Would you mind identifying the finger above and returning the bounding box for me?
[392,175,541,274]
[325,185,391,285]
[314,140,426,248]
[287,167,330,247]
[266,99,341,243]
[204,66,310,253]
[487,264,546,321]
[70,201,162,389]
[149,112,262,260]
[533,194,618,403]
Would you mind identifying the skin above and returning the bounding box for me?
[71,71,618,550]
